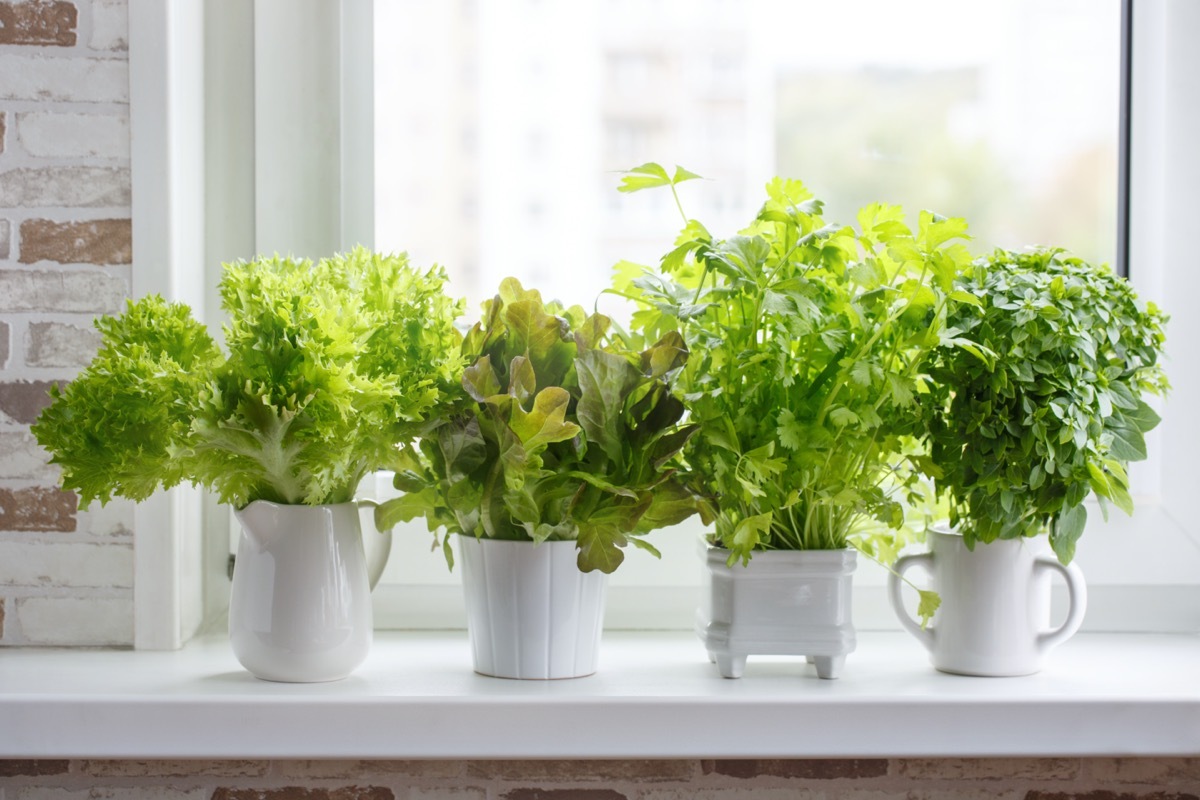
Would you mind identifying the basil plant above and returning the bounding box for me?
[920,248,1169,563]
[375,278,700,574]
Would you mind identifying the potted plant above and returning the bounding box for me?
[889,247,1169,675]
[32,248,464,682]
[615,164,972,678]
[376,278,698,679]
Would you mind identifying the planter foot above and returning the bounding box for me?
[707,651,717,664]
[715,653,746,679]
[806,655,816,664]
[812,655,844,679]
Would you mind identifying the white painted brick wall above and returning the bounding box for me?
[16,112,130,159]
[90,0,130,52]
[74,498,135,538]
[0,166,131,206]
[0,541,133,588]
[0,431,58,480]
[0,271,128,313]
[24,320,102,368]
[0,54,129,104]
[1,0,135,647]
[14,596,135,646]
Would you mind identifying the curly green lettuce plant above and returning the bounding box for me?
[920,247,1169,563]
[615,164,980,583]
[33,247,464,508]
[375,277,699,574]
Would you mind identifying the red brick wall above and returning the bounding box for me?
[0,0,134,646]
[0,758,1197,798]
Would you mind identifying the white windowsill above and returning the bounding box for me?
[1,631,1198,759]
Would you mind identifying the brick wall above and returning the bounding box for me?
[0,758,1196,798]
[0,0,135,646]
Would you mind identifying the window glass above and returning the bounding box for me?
[371,0,1125,620]
[375,0,1121,309]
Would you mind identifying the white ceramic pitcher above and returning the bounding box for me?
[230,499,390,683]
[888,528,1087,676]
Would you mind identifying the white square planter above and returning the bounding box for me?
[696,546,857,679]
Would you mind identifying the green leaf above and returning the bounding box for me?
[463,355,501,402]
[1109,479,1135,516]
[916,590,941,629]
[565,470,639,499]
[629,536,663,559]
[576,522,627,573]
[672,166,703,184]
[575,348,642,462]
[509,387,581,452]
[617,162,672,193]
[375,489,437,531]
[437,416,488,481]
[611,260,650,295]
[635,480,698,533]
[949,289,983,308]
[717,235,771,277]
[918,210,970,250]
[661,240,703,274]
[727,512,773,566]
[576,498,650,573]
[503,298,571,367]
[1051,504,1087,564]
[507,355,537,405]
[1125,400,1162,434]
[776,408,804,451]
[1107,418,1148,462]
[574,313,612,351]
[504,486,541,527]
[829,407,859,428]
[640,331,688,378]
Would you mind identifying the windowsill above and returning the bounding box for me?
[1,631,1197,759]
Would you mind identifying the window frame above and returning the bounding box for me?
[128,0,1200,647]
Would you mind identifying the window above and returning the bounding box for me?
[367,0,1195,631]
[136,0,1200,643]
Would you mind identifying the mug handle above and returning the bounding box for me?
[888,552,936,651]
[1034,555,1088,654]
[355,497,392,591]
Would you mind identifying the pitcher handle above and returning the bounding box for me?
[355,497,391,591]
[1034,555,1087,654]
[888,552,936,651]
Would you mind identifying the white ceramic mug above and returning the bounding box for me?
[888,528,1087,676]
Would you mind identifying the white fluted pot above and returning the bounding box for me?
[458,536,608,679]
[230,501,374,683]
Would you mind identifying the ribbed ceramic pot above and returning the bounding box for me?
[230,500,375,683]
[458,536,608,679]
[697,545,857,680]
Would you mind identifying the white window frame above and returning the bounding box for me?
[128,0,1200,648]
